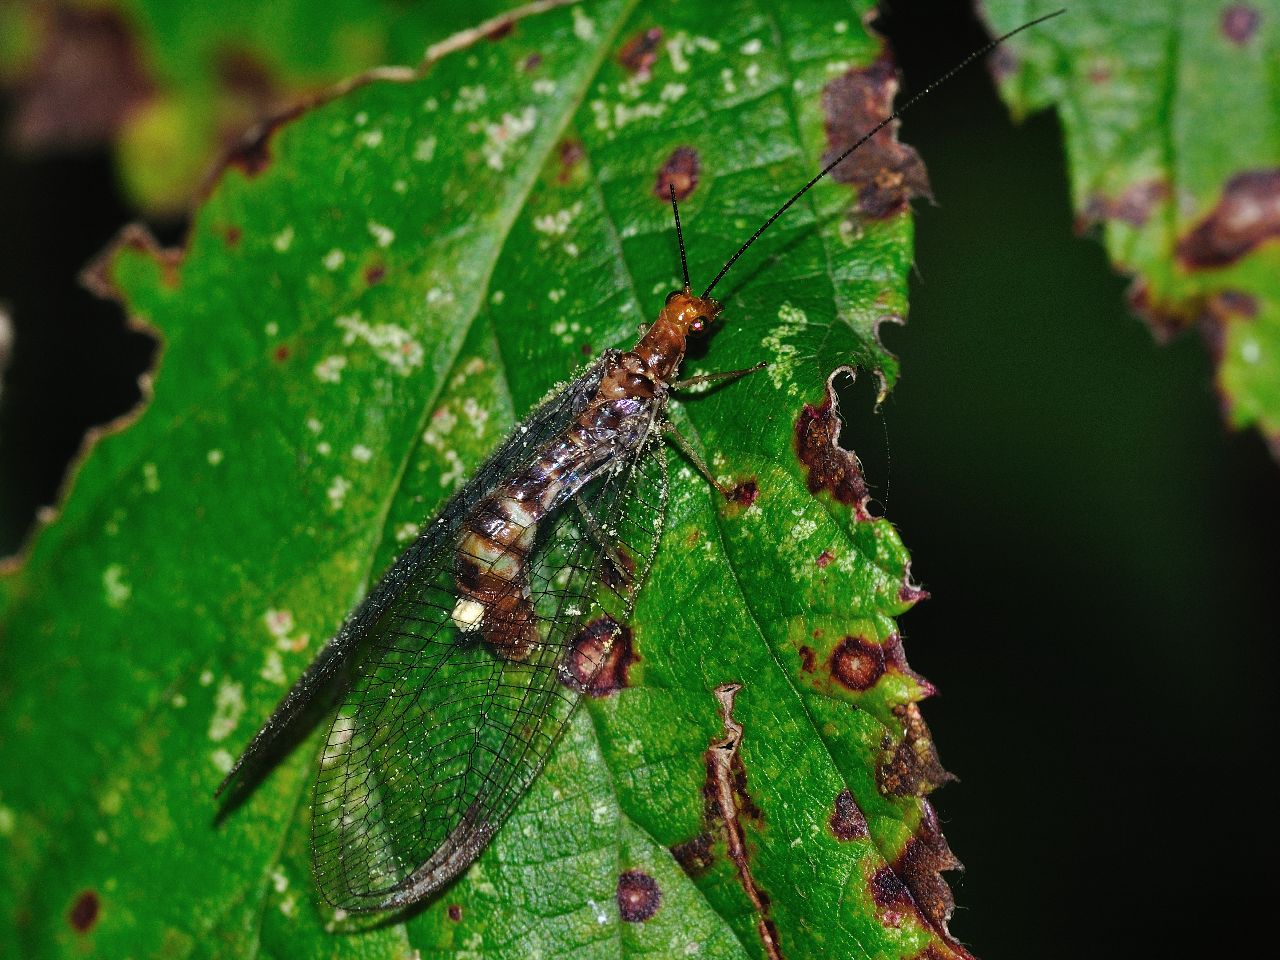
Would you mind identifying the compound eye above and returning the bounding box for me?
[691,316,707,332]
[665,290,682,305]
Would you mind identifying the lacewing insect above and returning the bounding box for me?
[218,11,1063,913]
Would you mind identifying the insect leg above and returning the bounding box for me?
[662,422,735,498]
[671,361,767,392]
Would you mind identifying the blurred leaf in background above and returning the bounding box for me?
[983,0,1280,455]
[0,1,975,958]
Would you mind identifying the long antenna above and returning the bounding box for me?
[701,8,1064,299]
[670,184,691,291]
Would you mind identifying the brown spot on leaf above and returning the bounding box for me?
[820,58,931,218]
[729,478,759,507]
[618,27,663,77]
[557,138,585,183]
[871,865,911,909]
[830,788,869,840]
[1080,179,1169,229]
[617,869,662,921]
[68,890,100,933]
[797,645,816,673]
[878,702,953,798]
[214,46,277,108]
[8,6,154,150]
[562,616,636,696]
[671,832,715,875]
[364,263,386,285]
[223,226,242,247]
[225,104,305,177]
[1221,5,1261,44]
[1177,169,1280,269]
[795,369,872,518]
[816,549,834,568]
[830,634,886,691]
[447,903,462,921]
[273,345,290,363]
[523,52,543,71]
[654,146,700,202]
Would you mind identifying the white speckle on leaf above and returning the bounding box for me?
[314,355,347,383]
[572,6,596,40]
[532,78,555,96]
[323,248,345,270]
[171,692,187,708]
[483,106,537,170]
[199,669,214,687]
[367,221,395,248]
[660,82,687,102]
[1241,338,1261,364]
[358,128,383,148]
[351,444,373,463]
[393,179,407,194]
[327,475,351,509]
[426,285,454,305]
[453,85,487,113]
[336,313,424,373]
[422,97,438,112]
[533,201,583,236]
[354,111,368,126]
[142,462,159,492]
[210,749,234,774]
[548,288,566,303]
[273,226,294,252]
[261,650,286,685]
[741,38,762,55]
[306,417,323,434]
[461,397,489,434]
[395,522,419,543]
[586,898,610,924]
[440,450,465,488]
[207,449,224,465]
[835,20,848,33]
[317,441,332,456]
[761,302,809,393]
[720,67,737,94]
[265,321,279,336]
[0,805,15,836]
[103,564,131,608]
[745,63,761,85]
[208,679,245,742]
[414,135,437,162]
[272,869,289,893]
[491,290,505,305]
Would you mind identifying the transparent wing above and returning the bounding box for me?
[310,424,669,911]
[218,354,617,796]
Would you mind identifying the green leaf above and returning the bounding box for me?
[0,2,969,957]
[982,1,1280,456]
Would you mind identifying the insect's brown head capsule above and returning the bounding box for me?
[636,289,722,380]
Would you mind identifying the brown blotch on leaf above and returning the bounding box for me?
[654,146,700,202]
[830,634,886,691]
[893,800,964,933]
[617,870,662,922]
[1221,5,1261,44]
[1079,179,1169,230]
[1126,278,1199,342]
[273,344,290,363]
[870,866,910,909]
[364,263,386,285]
[557,138,585,182]
[878,702,953,798]
[562,616,636,697]
[618,27,663,77]
[829,788,869,841]
[447,903,463,921]
[671,832,715,875]
[1177,168,1280,269]
[68,890,100,933]
[8,6,154,149]
[795,370,872,518]
[820,58,931,218]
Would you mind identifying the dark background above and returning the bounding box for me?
[1,2,1275,957]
